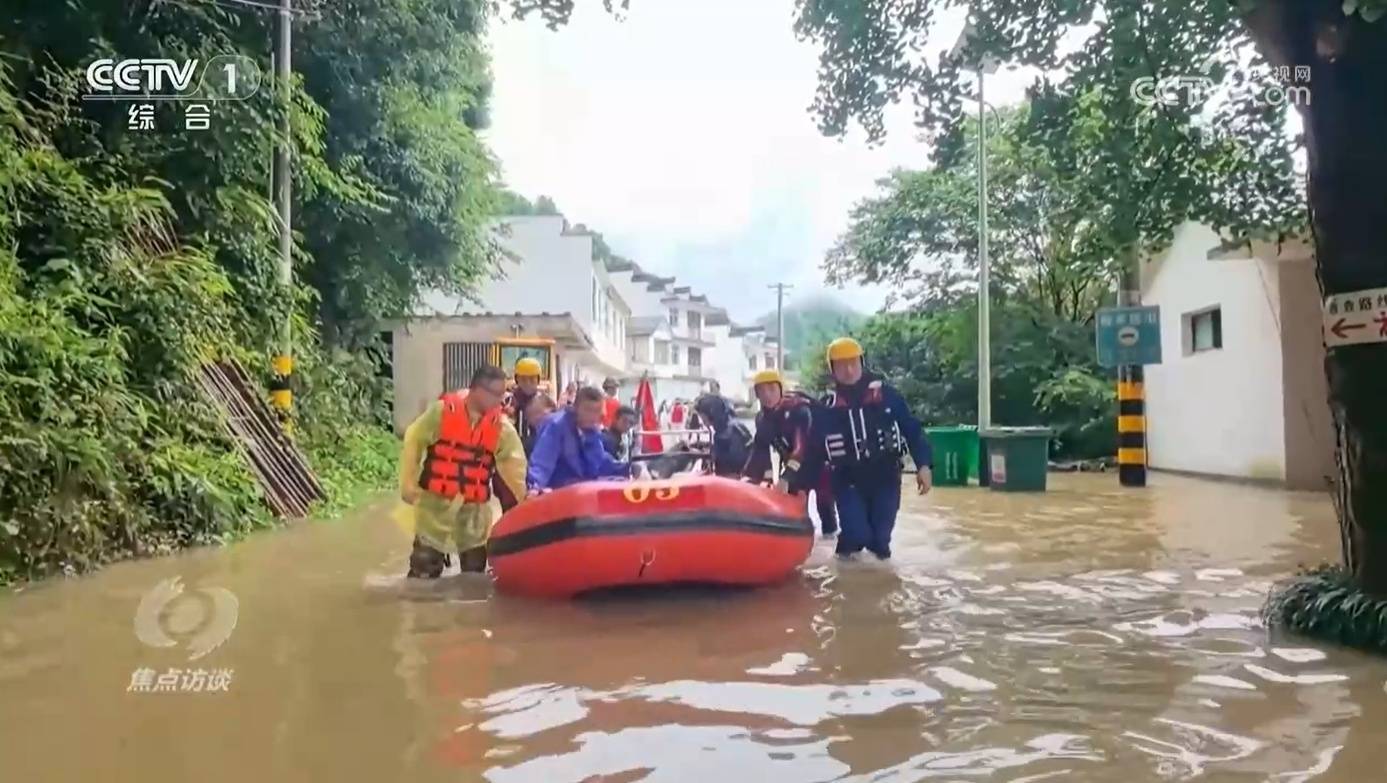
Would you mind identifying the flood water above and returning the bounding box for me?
[3,473,1385,782]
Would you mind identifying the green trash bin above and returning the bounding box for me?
[979,427,1053,492]
[925,426,979,486]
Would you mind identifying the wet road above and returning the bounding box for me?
[2,473,1384,782]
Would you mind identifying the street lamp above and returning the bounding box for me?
[950,19,999,430]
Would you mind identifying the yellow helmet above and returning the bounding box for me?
[514,357,543,378]
[752,369,783,388]
[826,337,864,363]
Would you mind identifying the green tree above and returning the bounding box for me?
[794,0,1387,640]
[1,0,508,581]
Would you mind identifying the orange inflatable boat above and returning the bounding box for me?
[488,476,814,598]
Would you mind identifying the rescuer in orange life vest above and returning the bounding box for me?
[505,356,544,456]
[396,364,527,578]
[741,369,839,537]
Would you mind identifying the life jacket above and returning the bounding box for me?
[418,391,505,503]
[757,392,816,464]
[821,378,905,468]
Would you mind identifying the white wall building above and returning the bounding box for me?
[418,215,630,378]
[1140,222,1334,490]
[399,215,800,426]
[389,216,644,432]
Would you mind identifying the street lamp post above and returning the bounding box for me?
[950,20,999,430]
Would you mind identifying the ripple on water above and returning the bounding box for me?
[470,684,595,739]
[632,679,944,726]
[1192,675,1259,691]
[837,733,1104,782]
[1196,568,1246,582]
[929,666,998,693]
[1123,718,1263,778]
[1243,664,1348,685]
[483,724,848,783]
[1271,648,1328,664]
[1114,611,1261,638]
[746,653,813,677]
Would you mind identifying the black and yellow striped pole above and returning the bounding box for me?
[270,353,293,429]
[1117,364,1146,487]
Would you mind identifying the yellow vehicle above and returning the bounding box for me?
[497,337,557,394]
[442,337,558,394]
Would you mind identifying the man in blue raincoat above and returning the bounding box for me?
[527,385,634,495]
[819,337,933,560]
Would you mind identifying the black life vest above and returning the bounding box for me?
[821,379,905,468]
[757,392,816,466]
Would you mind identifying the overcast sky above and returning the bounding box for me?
[483,0,1035,323]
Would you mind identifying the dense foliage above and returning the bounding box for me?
[806,110,1119,458]
[1264,563,1387,652]
[790,0,1387,638]
[1,0,504,583]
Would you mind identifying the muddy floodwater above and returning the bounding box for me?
[4,473,1386,782]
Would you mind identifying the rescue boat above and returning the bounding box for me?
[488,476,814,598]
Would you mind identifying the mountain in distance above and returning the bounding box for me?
[757,293,865,360]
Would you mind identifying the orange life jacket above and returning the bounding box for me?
[419,391,504,503]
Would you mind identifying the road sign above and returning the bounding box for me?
[1323,286,1387,349]
[1096,306,1162,367]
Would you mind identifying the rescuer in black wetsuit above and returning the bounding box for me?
[741,369,838,536]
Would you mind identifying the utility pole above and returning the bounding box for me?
[269,0,295,429]
[769,283,792,370]
[1117,250,1147,487]
[976,63,992,430]
[951,18,997,430]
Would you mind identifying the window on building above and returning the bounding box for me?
[765,353,775,369]
[672,345,681,365]
[748,354,757,372]
[655,340,670,364]
[1187,307,1223,354]
[688,347,703,371]
[687,311,702,338]
[668,307,679,328]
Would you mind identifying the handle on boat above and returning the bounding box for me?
[628,450,711,463]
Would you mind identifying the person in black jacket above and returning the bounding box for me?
[601,405,638,460]
[819,337,933,560]
[692,393,752,477]
[742,370,838,536]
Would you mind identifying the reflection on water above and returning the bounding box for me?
[3,473,1385,782]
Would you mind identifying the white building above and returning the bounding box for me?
[415,215,630,383]
[607,258,771,405]
[1140,222,1334,490]
[394,214,789,430]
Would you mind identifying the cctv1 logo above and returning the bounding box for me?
[84,55,262,101]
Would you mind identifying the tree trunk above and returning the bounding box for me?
[1243,0,1387,594]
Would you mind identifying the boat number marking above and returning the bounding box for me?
[622,484,680,504]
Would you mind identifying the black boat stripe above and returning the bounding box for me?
[488,511,814,558]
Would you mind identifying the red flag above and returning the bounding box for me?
[636,376,663,454]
